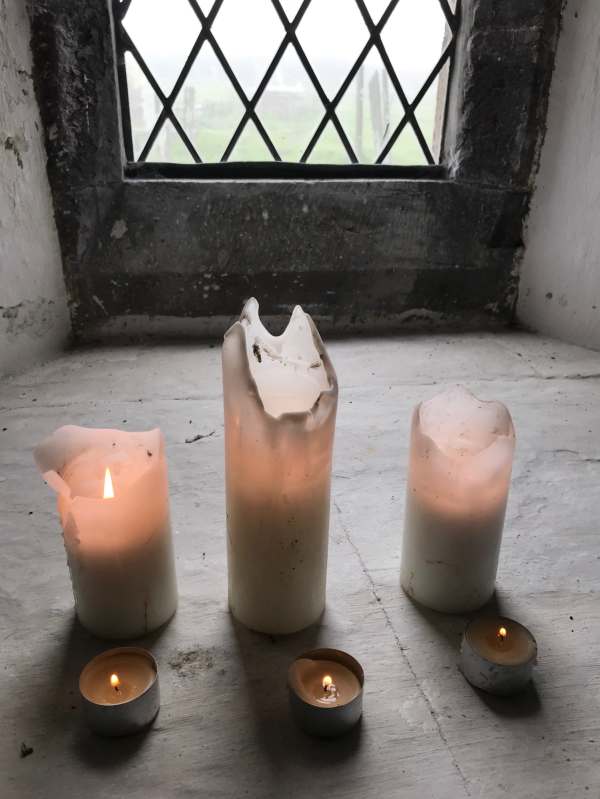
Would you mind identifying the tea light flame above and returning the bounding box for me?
[110,673,120,690]
[497,626,508,642]
[322,675,333,691]
[103,467,115,500]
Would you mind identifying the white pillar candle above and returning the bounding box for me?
[222,298,338,634]
[401,386,515,613]
[34,426,178,639]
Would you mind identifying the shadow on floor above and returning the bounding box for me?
[403,587,542,718]
[26,611,173,770]
[227,609,364,785]
[471,680,542,718]
[73,725,151,768]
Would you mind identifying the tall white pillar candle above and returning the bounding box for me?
[400,386,515,613]
[34,426,178,639]
[222,298,338,634]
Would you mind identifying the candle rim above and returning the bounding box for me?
[464,615,537,666]
[35,425,164,503]
[225,297,338,422]
[79,646,158,706]
[415,385,516,459]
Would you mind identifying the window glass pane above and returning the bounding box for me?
[414,78,443,160]
[336,49,404,163]
[172,43,245,163]
[363,0,391,23]
[384,125,427,166]
[381,0,449,103]
[211,0,284,99]
[124,52,161,160]
[296,0,369,100]
[146,119,195,164]
[123,0,201,96]
[279,0,304,20]
[117,0,455,167]
[255,45,324,162]
[228,120,273,160]
[307,121,350,165]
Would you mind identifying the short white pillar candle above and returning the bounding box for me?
[34,426,178,639]
[222,298,338,634]
[401,386,515,613]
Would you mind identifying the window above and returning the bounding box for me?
[32,0,558,333]
[114,0,457,172]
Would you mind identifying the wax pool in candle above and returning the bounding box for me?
[222,298,338,635]
[34,426,178,639]
[465,617,536,665]
[288,658,361,708]
[80,649,156,705]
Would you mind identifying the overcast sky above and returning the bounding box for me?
[124,0,447,88]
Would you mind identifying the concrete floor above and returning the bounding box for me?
[1,331,599,799]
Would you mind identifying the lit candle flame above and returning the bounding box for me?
[110,673,120,690]
[322,675,333,691]
[103,467,115,500]
[497,626,508,642]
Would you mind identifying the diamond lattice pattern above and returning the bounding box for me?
[116,0,456,166]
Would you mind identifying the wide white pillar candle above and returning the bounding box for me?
[400,386,515,613]
[34,426,178,639]
[222,298,338,634]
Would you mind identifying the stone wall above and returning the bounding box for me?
[0,0,69,375]
[518,0,600,350]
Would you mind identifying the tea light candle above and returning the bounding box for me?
[288,648,364,737]
[401,386,516,613]
[460,616,537,695]
[79,647,160,736]
[222,298,338,635]
[34,426,178,639]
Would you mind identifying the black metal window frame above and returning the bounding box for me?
[112,0,458,180]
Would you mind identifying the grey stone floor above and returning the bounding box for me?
[1,331,599,799]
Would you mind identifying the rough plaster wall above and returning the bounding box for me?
[518,0,600,350]
[0,0,69,376]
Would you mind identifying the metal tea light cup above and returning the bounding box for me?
[460,616,537,696]
[79,647,160,737]
[288,648,364,738]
